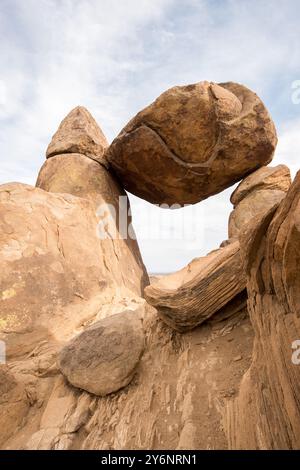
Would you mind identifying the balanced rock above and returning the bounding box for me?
[228,165,291,238]
[58,309,145,396]
[46,106,108,164]
[145,240,246,331]
[106,81,277,205]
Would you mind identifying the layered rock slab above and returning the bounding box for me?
[145,241,246,331]
[228,164,291,238]
[106,81,277,205]
[224,171,300,449]
[58,308,145,396]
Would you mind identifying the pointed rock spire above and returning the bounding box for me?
[46,106,109,164]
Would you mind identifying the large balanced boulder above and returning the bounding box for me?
[228,165,291,238]
[46,106,108,164]
[106,81,277,205]
[145,240,246,331]
[58,308,145,396]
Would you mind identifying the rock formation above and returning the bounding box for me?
[106,81,277,205]
[145,241,246,331]
[0,108,148,446]
[224,171,300,449]
[228,164,291,238]
[58,308,145,396]
[1,82,300,451]
[46,106,108,164]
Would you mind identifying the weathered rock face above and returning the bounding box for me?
[58,308,145,396]
[0,366,29,447]
[106,81,277,205]
[224,172,300,449]
[0,182,148,359]
[0,108,149,447]
[145,241,246,331]
[1,96,298,452]
[229,165,291,238]
[230,164,291,206]
[37,154,110,204]
[46,106,108,164]
[3,302,254,450]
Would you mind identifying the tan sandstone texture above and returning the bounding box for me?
[1,85,299,451]
[58,309,145,396]
[106,81,277,205]
[0,108,149,447]
[224,171,300,449]
[228,164,291,238]
[46,106,108,163]
[145,241,246,331]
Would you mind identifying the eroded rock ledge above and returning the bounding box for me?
[145,240,246,332]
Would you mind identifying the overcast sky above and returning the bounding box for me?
[1,0,300,273]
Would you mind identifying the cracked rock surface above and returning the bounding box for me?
[106,81,277,205]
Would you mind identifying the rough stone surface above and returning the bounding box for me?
[0,366,29,446]
[58,308,145,396]
[145,241,246,331]
[2,302,253,450]
[0,181,148,358]
[228,165,291,238]
[106,81,277,205]
[224,172,300,449]
[229,189,286,238]
[230,164,291,206]
[37,154,111,204]
[1,98,299,451]
[46,106,108,163]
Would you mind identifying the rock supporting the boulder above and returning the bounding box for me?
[58,308,145,396]
[46,106,108,164]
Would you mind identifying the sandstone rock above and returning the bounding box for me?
[230,164,291,206]
[46,106,108,163]
[224,172,300,449]
[2,300,254,450]
[145,241,246,331]
[106,81,277,205]
[0,181,148,357]
[58,308,145,396]
[229,189,287,238]
[36,153,134,222]
[37,154,110,204]
[228,165,291,238]
[0,366,29,446]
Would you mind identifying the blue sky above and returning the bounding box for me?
[0,0,300,272]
